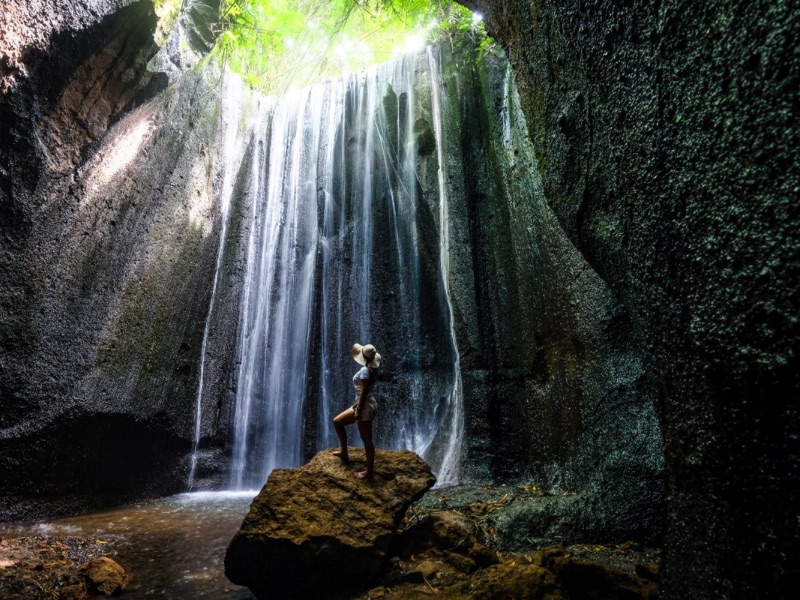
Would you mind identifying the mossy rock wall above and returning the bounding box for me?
[467,0,799,597]
[435,41,663,544]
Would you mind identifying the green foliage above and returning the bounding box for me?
[209,1,491,94]
[154,0,182,45]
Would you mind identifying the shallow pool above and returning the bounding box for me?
[2,491,259,598]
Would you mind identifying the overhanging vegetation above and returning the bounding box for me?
[205,0,490,93]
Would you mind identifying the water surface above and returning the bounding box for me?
[2,492,258,598]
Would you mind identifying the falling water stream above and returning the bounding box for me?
[224,46,464,490]
[426,46,464,485]
[188,73,249,490]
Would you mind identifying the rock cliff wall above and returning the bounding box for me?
[436,43,663,543]
[466,0,798,597]
[0,0,240,520]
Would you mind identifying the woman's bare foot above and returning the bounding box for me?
[356,470,373,480]
[332,449,349,463]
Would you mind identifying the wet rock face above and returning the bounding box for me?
[149,0,222,83]
[0,1,247,521]
[224,449,436,599]
[0,63,255,521]
[0,1,163,199]
[467,0,799,597]
[0,0,166,520]
[0,1,137,94]
[435,42,663,542]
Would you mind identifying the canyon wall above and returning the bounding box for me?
[436,43,663,543]
[0,0,239,520]
[466,0,798,597]
[1,0,663,543]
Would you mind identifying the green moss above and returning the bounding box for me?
[529,0,544,35]
[96,273,157,378]
[154,0,182,45]
[531,89,548,175]
[95,221,212,388]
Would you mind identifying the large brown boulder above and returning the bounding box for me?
[225,449,436,599]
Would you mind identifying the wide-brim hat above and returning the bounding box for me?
[352,343,381,368]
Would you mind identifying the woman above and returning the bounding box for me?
[332,343,381,480]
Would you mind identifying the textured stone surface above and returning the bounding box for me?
[0,0,253,519]
[224,449,435,599]
[468,563,566,600]
[85,556,128,596]
[386,520,659,600]
[540,545,658,600]
[0,1,139,94]
[148,0,221,83]
[434,41,663,541]
[411,482,662,552]
[465,0,799,597]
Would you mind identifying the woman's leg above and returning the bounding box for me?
[356,419,374,479]
[332,408,356,461]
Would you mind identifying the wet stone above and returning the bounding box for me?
[225,449,435,599]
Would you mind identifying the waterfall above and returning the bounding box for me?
[187,72,248,489]
[426,46,464,487]
[228,86,326,489]
[227,48,464,490]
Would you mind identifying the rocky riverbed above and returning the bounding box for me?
[0,481,660,599]
[0,535,127,599]
[368,484,660,600]
[359,540,659,600]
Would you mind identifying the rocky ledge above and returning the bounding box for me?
[379,508,659,600]
[372,505,659,600]
[225,448,436,599]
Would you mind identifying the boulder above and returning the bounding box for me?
[225,449,436,599]
[398,509,500,569]
[84,556,128,596]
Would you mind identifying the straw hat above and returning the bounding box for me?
[352,343,381,368]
